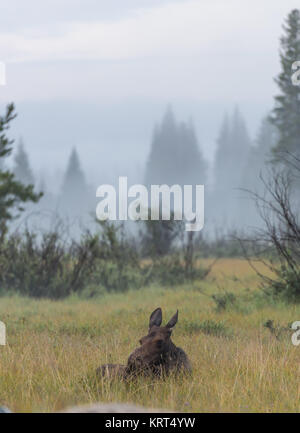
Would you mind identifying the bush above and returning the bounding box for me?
[211,292,237,312]
[0,230,99,299]
[0,220,211,299]
[141,212,184,257]
[266,266,300,303]
[242,163,300,304]
[143,254,210,286]
[91,261,145,293]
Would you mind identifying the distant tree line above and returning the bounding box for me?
[0,9,299,302]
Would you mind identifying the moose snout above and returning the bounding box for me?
[156,339,164,349]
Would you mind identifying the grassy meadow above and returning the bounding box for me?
[0,258,299,413]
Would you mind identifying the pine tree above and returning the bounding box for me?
[213,108,251,229]
[243,116,277,190]
[214,113,231,190]
[271,9,300,158]
[13,139,34,185]
[256,116,278,157]
[0,104,42,238]
[145,106,207,187]
[60,147,88,214]
[214,108,251,192]
[230,107,251,182]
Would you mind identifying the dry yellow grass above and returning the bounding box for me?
[0,259,299,413]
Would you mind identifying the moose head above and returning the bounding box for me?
[139,307,178,353]
[126,308,178,377]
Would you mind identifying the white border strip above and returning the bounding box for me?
[0,62,6,86]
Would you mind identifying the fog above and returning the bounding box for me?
[1,0,299,236]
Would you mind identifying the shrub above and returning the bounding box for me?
[144,254,210,286]
[241,163,300,304]
[0,220,212,299]
[0,230,99,299]
[211,292,237,312]
[266,266,300,303]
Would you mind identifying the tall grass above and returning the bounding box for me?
[0,259,299,413]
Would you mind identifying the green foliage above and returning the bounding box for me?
[145,254,209,286]
[266,265,300,303]
[0,219,210,299]
[92,261,145,293]
[211,292,237,312]
[91,220,145,293]
[0,230,99,299]
[270,9,300,158]
[0,220,145,299]
[0,104,42,238]
[141,212,184,257]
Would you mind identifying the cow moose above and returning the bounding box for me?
[97,307,191,380]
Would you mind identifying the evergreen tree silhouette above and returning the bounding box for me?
[213,107,252,229]
[145,106,207,187]
[13,138,34,185]
[243,116,277,192]
[60,147,88,214]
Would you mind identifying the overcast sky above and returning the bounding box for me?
[0,0,299,187]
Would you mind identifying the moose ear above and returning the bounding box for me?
[166,310,178,329]
[149,307,162,328]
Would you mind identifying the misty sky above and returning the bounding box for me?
[0,0,299,189]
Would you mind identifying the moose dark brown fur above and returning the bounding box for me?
[97,308,191,380]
